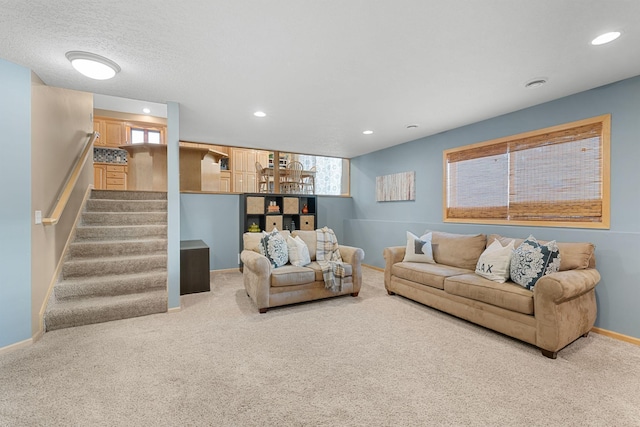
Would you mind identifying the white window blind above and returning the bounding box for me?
[444,115,610,228]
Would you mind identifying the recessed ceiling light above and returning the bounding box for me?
[591,31,621,46]
[142,107,151,114]
[525,78,547,89]
[254,111,266,118]
[363,130,373,135]
[406,124,419,129]
[65,51,120,80]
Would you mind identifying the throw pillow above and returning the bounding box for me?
[259,228,289,268]
[475,238,515,283]
[286,235,311,267]
[510,235,561,290]
[403,231,434,263]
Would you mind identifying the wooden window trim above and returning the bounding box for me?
[442,114,611,229]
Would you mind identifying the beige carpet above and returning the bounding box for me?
[1,267,639,426]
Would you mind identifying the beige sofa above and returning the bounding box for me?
[384,231,600,358]
[241,230,365,313]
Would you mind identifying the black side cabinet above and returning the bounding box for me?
[180,240,210,295]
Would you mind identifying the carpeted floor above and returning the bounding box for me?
[1,267,639,426]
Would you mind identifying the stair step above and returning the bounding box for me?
[69,239,167,258]
[45,290,167,331]
[82,211,167,226]
[86,199,167,212]
[44,189,170,332]
[91,190,167,200]
[63,254,167,279]
[54,271,167,300]
[75,225,167,241]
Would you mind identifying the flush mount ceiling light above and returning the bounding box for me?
[363,130,373,135]
[66,51,120,80]
[253,111,266,118]
[591,31,621,46]
[525,78,547,89]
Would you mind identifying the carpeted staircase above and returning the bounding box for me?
[44,190,168,331]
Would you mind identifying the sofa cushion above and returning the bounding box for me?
[258,229,289,268]
[307,261,352,282]
[392,262,472,290]
[510,235,561,290]
[428,231,487,270]
[475,238,515,283]
[444,274,534,315]
[488,234,595,271]
[403,231,434,263]
[270,265,316,287]
[291,230,317,261]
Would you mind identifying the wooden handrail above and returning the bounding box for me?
[43,131,98,226]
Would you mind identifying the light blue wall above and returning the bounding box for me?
[180,194,355,270]
[0,59,32,347]
[167,102,181,309]
[180,193,240,269]
[349,75,640,339]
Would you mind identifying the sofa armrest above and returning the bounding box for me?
[534,268,600,304]
[383,246,406,290]
[534,268,600,353]
[241,250,272,310]
[339,245,365,294]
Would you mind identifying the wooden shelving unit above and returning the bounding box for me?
[239,193,317,265]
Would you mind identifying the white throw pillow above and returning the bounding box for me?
[475,238,515,283]
[286,235,311,267]
[403,231,434,263]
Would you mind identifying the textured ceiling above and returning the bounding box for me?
[1,1,639,158]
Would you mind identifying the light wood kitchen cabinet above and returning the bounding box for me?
[220,171,231,192]
[94,164,107,189]
[106,164,127,190]
[94,117,126,148]
[94,163,127,190]
[93,120,105,146]
[231,148,269,193]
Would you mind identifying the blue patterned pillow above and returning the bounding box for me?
[259,228,289,268]
[510,235,561,290]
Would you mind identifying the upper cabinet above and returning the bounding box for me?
[94,114,167,147]
[94,117,126,147]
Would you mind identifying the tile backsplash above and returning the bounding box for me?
[94,147,127,164]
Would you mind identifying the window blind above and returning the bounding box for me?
[444,115,609,228]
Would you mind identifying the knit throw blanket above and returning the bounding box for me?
[316,226,346,292]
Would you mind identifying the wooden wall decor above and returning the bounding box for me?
[376,171,415,202]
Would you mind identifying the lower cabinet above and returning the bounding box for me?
[220,171,231,192]
[106,164,127,190]
[94,163,127,190]
[94,164,107,190]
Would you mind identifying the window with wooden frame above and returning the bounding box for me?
[126,124,165,145]
[443,114,610,229]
